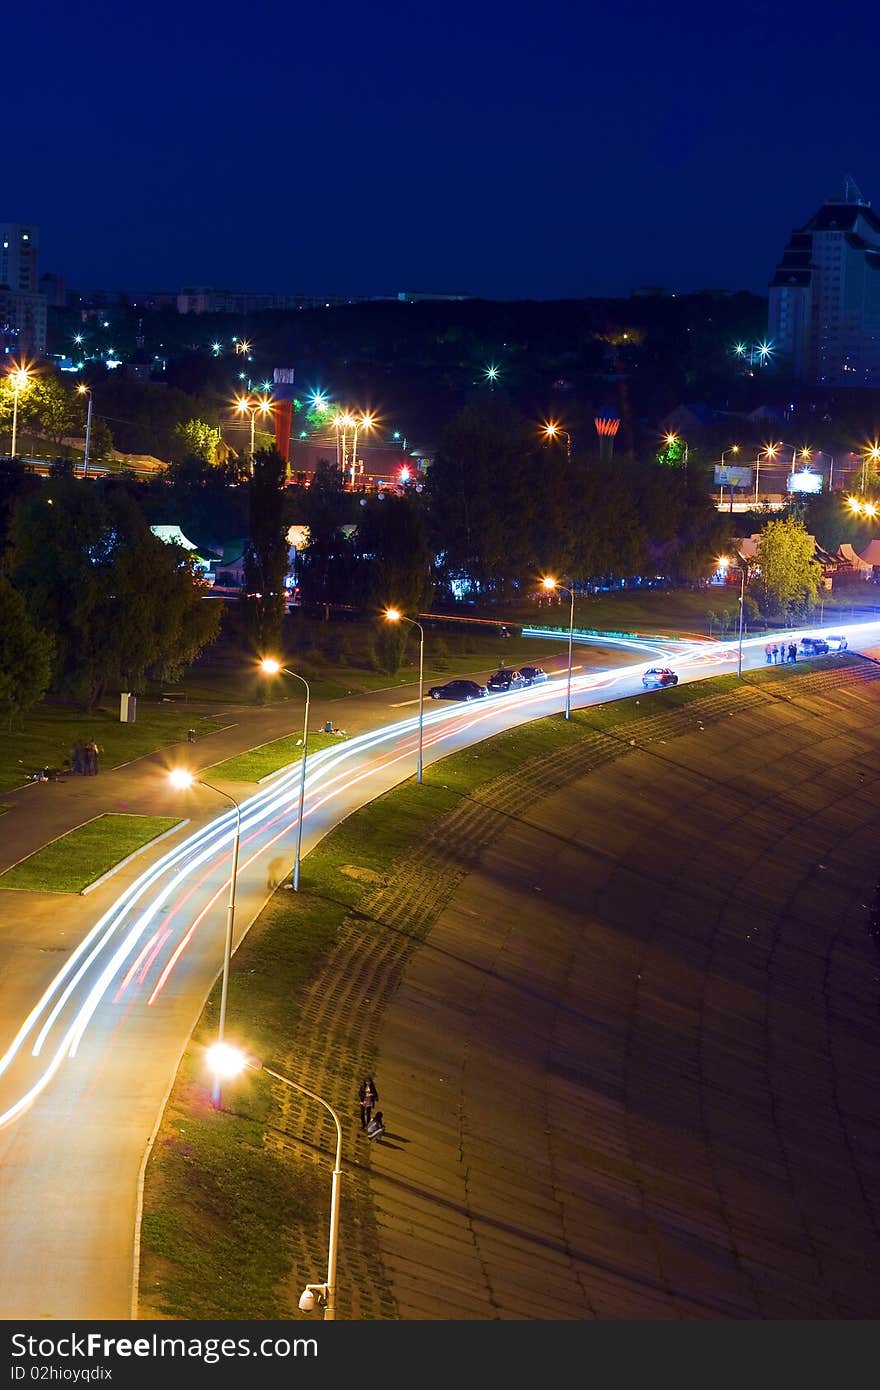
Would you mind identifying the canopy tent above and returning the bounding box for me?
[858,538,880,566]
[838,542,873,572]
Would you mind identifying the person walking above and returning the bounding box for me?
[366,1111,385,1141]
[765,644,773,664]
[789,641,797,663]
[358,1076,378,1130]
[771,643,779,664]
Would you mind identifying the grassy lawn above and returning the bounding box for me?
[0,705,222,795]
[0,814,183,894]
[204,730,344,783]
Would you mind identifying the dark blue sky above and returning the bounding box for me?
[9,0,877,299]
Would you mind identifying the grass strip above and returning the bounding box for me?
[204,731,344,783]
[0,814,183,894]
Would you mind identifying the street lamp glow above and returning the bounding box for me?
[864,502,878,519]
[7,363,33,458]
[383,609,425,782]
[206,1041,247,1079]
[847,495,864,514]
[484,364,499,382]
[539,577,575,719]
[260,659,311,890]
[168,768,195,790]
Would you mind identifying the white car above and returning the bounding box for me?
[823,633,848,651]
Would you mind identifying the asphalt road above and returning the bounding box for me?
[0,621,878,1318]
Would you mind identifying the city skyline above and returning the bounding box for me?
[5,0,877,301]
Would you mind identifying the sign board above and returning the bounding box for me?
[787,469,823,494]
[714,465,754,487]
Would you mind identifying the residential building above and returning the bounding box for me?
[0,221,48,356]
[768,178,880,386]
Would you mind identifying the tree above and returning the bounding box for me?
[241,448,289,655]
[8,477,220,706]
[173,419,223,464]
[754,515,823,619]
[0,576,54,726]
[295,460,355,607]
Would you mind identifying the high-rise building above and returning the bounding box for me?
[0,222,47,357]
[768,179,880,387]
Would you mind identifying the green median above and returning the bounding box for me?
[0,814,183,894]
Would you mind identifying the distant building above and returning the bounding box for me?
[0,222,47,356]
[395,290,473,302]
[768,177,880,386]
[176,287,349,314]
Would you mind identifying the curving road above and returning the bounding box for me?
[0,620,876,1318]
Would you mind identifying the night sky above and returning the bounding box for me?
[10,0,877,300]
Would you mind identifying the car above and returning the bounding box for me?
[798,636,830,656]
[823,633,848,651]
[427,679,488,701]
[519,665,549,685]
[486,668,527,693]
[642,667,678,689]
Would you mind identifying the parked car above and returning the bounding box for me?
[428,679,488,701]
[486,668,527,693]
[798,636,829,656]
[520,665,549,685]
[642,667,678,689]
[823,633,848,651]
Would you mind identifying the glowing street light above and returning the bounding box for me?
[541,577,575,719]
[541,420,572,463]
[234,394,273,473]
[384,609,424,782]
[6,364,32,458]
[664,431,689,464]
[755,442,779,503]
[350,412,375,487]
[259,658,310,891]
[76,384,93,478]
[717,556,746,679]
[484,363,499,386]
[860,441,880,493]
[206,1044,343,1320]
[168,769,241,1106]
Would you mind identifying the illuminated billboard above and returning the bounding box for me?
[714,465,754,487]
[787,470,823,494]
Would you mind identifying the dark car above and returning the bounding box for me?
[428,679,488,701]
[486,668,526,693]
[642,667,678,689]
[798,636,829,656]
[520,665,549,685]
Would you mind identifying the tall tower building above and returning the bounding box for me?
[768,178,880,386]
[0,222,47,357]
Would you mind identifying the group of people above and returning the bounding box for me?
[765,642,798,665]
[69,740,102,775]
[358,1076,384,1140]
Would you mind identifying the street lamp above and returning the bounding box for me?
[259,658,310,890]
[664,432,688,464]
[76,384,93,478]
[541,420,572,463]
[384,609,424,782]
[7,364,32,458]
[168,768,241,1105]
[541,576,575,719]
[754,442,779,503]
[207,1044,342,1321]
[234,394,273,474]
[350,412,375,487]
[860,441,880,494]
[717,556,747,679]
[718,444,740,510]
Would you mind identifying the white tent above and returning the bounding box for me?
[838,542,872,572]
[858,539,880,566]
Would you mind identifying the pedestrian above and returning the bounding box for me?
[358,1076,378,1130]
[771,643,779,664]
[765,644,772,664]
[366,1111,385,1141]
[266,856,286,890]
[789,641,797,663]
[186,728,196,744]
[71,742,85,775]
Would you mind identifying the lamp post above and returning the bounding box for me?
[207,1045,342,1321]
[541,577,575,719]
[861,442,880,494]
[77,384,93,478]
[7,365,31,458]
[541,420,572,463]
[349,413,375,488]
[234,394,272,474]
[260,658,310,890]
[754,443,779,504]
[384,609,424,782]
[718,556,747,679]
[169,770,241,1106]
